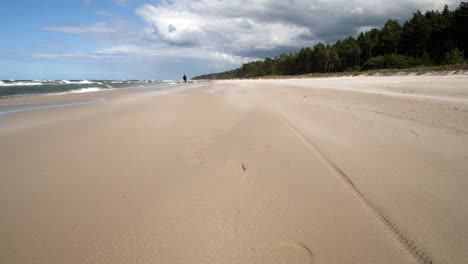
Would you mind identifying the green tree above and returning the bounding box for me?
[454,2,468,56]
[335,37,361,69]
[358,29,379,62]
[401,11,432,57]
[327,45,340,72]
[312,43,328,73]
[296,47,313,74]
[442,48,465,64]
[379,19,402,54]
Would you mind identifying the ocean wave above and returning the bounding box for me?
[158,80,182,84]
[52,87,111,95]
[60,80,102,85]
[0,80,181,98]
[69,87,105,93]
[0,81,43,87]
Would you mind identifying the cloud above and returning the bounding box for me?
[135,2,314,57]
[43,15,139,45]
[135,0,457,57]
[34,44,259,65]
[41,0,458,78]
[45,23,117,34]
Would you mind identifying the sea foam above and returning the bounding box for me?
[60,80,102,85]
[0,81,43,86]
[52,87,110,95]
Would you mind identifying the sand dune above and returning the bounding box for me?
[1,76,467,263]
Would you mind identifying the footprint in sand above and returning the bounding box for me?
[182,138,210,164]
[274,241,314,264]
[215,207,240,235]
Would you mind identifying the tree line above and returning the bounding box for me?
[193,2,468,80]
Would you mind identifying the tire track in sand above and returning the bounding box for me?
[372,110,468,135]
[281,116,433,264]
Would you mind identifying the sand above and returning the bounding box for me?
[1,75,467,264]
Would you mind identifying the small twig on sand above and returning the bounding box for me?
[242,163,246,171]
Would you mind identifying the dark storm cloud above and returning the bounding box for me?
[137,0,458,55]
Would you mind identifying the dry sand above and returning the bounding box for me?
[1,76,467,264]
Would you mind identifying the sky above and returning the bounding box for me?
[0,0,458,80]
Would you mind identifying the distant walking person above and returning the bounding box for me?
[183,74,187,83]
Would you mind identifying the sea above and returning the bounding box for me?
[0,79,190,98]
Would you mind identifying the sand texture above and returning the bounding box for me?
[1,76,468,264]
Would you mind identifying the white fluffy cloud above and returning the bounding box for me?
[136,2,313,57]
[40,0,457,78]
[135,0,457,58]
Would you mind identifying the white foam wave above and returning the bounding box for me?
[158,80,183,84]
[52,87,110,95]
[69,87,104,93]
[0,81,43,86]
[60,80,102,85]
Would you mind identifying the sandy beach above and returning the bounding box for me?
[1,75,468,264]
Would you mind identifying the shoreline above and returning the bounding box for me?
[0,98,106,117]
[0,80,201,99]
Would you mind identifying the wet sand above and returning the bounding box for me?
[1,76,467,264]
